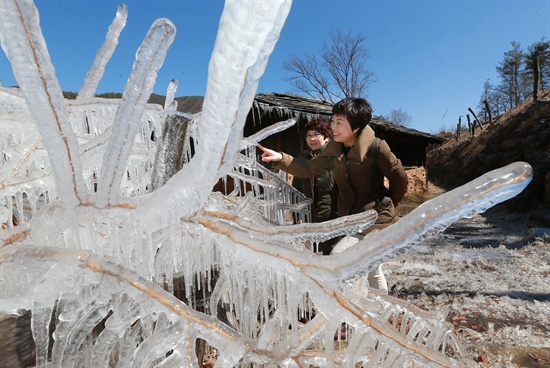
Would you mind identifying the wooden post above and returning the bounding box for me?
[457,116,462,141]
[483,99,493,125]
[468,107,484,130]
[467,114,475,136]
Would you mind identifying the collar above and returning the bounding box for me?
[305,142,329,157]
[346,125,376,162]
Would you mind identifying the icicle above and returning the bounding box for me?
[77,4,128,99]
[239,118,296,150]
[137,0,292,228]
[96,18,175,208]
[164,79,178,111]
[0,0,87,208]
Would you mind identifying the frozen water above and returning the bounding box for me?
[77,4,128,100]
[0,0,534,367]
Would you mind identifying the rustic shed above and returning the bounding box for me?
[245,93,445,167]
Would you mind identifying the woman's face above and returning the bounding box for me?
[330,114,358,147]
[305,130,329,151]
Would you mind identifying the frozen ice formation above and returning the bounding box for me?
[0,0,532,367]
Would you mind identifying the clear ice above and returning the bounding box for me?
[0,0,533,367]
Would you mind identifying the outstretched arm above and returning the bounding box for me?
[258,144,330,179]
[258,144,283,163]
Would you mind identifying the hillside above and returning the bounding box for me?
[148,93,204,114]
[426,90,550,214]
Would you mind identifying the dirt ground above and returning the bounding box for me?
[390,186,550,368]
[396,91,550,367]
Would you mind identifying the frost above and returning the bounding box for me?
[0,0,533,367]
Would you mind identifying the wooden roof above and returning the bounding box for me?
[252,92,445,144]
[254,92,333,115]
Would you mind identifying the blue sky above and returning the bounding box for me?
[1,0,549,133]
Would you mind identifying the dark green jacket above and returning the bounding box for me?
[292,143,338,223]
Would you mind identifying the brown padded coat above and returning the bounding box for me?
[275,126,408,225]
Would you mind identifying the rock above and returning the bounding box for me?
[529,227,550,239]
[459,237,501,248]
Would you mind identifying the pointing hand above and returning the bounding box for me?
[257,144,282,162]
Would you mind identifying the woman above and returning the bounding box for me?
[292,118,338,255]
[258,97,408,293]
[292,118,338,224]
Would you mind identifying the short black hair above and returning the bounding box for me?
[332,97,372,136]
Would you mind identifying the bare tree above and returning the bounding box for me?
[479,39,549,113]
[477,80,493,122]
[283,29,376,103]
[496,41,528,109]
[477,79,507,119]
[384,108,412,127]
[525,38,550,101]
[283,53,331,101]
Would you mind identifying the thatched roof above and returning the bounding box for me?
[254,93,333,115]
[251,93,444,144]
[369,117,445,144]
[250,93,332,128]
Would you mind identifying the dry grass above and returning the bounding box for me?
[426,90,550,212]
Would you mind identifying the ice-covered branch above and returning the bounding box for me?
[216,1,293,176]
[333,291,461,367]
[197,212,462,366]
[0,137,44,187]
[77,4,128,99]
[0,0,87,208]
[137,0,292,227]
[96,18,175,208]
[200,208,377,245]
[198,162,532,286]
[0,1,535,366]
[0,244,260,367]
[165,79,178,111]
[327,161,533,281]
[239,118,296,150]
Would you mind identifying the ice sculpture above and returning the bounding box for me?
[0,0,533,367]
